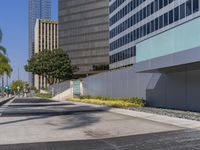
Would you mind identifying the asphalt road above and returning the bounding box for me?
[0,98,199,150]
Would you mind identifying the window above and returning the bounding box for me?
[164,12,169,26]
[155,0,159,11]
[151,20,155,32]
[186,0,192,16]
[169,10,173,24]
[193,0,199,13]
[159,0,163,9]
[147,22,150,34]
[155,18,159,30]
[159,15,163,29]
[180,3,186,19]
[174,6,179,22]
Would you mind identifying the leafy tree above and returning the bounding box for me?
[11,80,25,92]
[25,49,74,85]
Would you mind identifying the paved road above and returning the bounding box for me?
[0,98,199,150]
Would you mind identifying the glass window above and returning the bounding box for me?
[164,0,168,7]
[169,10,173,24]
[180,3,186,19]
[164,12,169,26]
[143,7,146,19]
[186,0,192,16]
[159,15,163,29]
[155,0,159,11]
[159,0,163,9]
[174,6,179,22]
[143,24,147,36]
[155,18,159,30]
[147,22,150,34]
[193,0,199,13]
[147,4,151,16]
[151,2,154,14]
[151,20,155,32]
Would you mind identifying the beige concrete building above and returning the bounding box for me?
[34,19,58,89]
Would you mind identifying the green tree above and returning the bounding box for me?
[0,29,6,54]
[25,49,74,85]
[0,29,12,97]
[11,80,25,92]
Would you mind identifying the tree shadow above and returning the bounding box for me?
[0,105,110,130]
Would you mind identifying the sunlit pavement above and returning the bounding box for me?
[0,98,199,149]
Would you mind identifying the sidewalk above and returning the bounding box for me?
[65,100,200,130]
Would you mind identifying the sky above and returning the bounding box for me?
[0,0,58,84]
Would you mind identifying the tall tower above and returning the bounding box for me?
[28,0,51,86]
[59,0,109,78]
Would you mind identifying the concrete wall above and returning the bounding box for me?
[82,66,200,112]
[48,81,71,95]
[83,66,153,99]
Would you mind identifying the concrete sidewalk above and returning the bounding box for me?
[66,100,200,130]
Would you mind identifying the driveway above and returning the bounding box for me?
[0,98,199,149]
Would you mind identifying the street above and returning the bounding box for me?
[0,98,199,150]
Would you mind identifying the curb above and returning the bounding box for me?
[0,97,15,106]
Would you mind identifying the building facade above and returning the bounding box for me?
[34,19,59,89]
[109,0,200,69]
[59,0,109,77]
[79,0,200,112]
[28,0,51,86]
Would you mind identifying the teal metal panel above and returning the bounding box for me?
[73,80,80,95]
[136,17,200,62]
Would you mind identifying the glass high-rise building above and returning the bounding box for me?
[28,0,51,85]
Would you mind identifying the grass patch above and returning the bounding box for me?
[35,93,52,99]
[68,96,145,107]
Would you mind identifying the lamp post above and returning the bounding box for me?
[17,86,20,97]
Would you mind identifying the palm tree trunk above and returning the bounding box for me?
[6,75,8,86]
[1,76,4,98]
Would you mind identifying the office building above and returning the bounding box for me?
[34,19,59,89]
[59,0,109,77]
[109,0,199,69]
[83,0,200,111]
[28,0,51,86]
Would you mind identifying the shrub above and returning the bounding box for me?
[72,95,145,107]
[35,93,52,99]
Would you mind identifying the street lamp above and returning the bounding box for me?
[17,86,20,97]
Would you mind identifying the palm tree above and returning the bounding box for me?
[0,28,12,97]
[0,29,6,54]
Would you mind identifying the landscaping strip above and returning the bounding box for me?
[68,96,145,108]
[67,96,200,122]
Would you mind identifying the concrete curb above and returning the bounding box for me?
[109,108,200,130]
[0,97,15,106]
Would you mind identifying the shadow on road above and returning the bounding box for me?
[0,98,110,130]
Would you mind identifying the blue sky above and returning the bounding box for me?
[0,0,58,83]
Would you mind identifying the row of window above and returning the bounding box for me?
[110,0,174,39]
[110,0,146,26]
[110,0,199,51]
[109,0,126,14]
[110,46,136,64]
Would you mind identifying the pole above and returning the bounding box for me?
[18,68,20,80]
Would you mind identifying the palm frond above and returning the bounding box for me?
[0,45,6,54]
[0,29,2,42]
